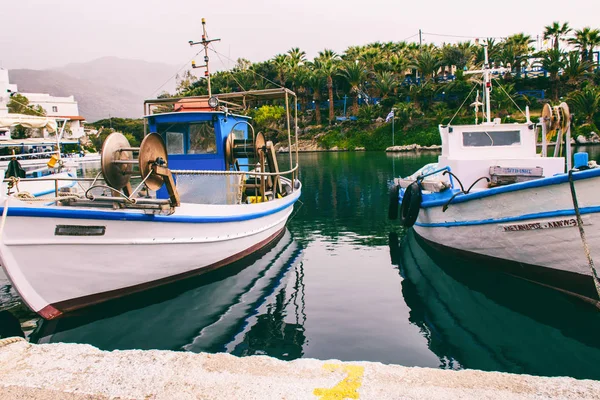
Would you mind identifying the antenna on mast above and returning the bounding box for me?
[464,40,508,124]
[189,18,221,97]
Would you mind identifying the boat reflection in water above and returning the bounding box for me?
[390,229,600,380]
[31,230,306,360]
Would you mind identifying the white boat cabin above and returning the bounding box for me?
[438,120,565,189]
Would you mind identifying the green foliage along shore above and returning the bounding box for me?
[84,21,600,151]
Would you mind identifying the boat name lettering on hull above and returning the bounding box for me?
[500,218,582,232]
[55,225,106,236]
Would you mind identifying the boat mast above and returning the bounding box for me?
[464,42,508,124]
[189,18,220,97]
[483,45,492,124]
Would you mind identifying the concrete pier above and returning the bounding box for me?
[1,338,599,399]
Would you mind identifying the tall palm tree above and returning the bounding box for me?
[286,47,307,92]
[543,22,571,52]
[563,51,593,86]
[316,49,341,123]
[339,62,368,115]
[504,33,534,77]
[409,50,442,82]
[287,47,306,66]
[272,54,289,86]
[305,69,325,124]
[536,49,565,101]
[342,45,364,62]
[569,27,600,64]
[475,38,501,66]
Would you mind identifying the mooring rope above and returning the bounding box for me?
[568,170,600,299]
[12,192,81,202]
[0,336,26,348]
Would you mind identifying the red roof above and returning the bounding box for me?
[173,99,212,112]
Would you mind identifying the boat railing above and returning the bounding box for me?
[2,163,299,207]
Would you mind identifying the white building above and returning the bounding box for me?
[0,68,85,140]
[0,69,18,116]
[21,92,86,139]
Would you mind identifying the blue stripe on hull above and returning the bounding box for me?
[0,194,300,224]
[415,206,600,228]
[411,167,600,209]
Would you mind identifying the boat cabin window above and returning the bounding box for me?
[462,130,520,147]
[189,122,216,154]
[157,122,217,155]
[166,131,184,154]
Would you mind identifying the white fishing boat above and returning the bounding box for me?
[0,113,100,170]
[0,114,86,197]
[0,24,301,319]
[390,44,600,306]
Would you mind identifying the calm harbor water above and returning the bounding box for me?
[2,148,600,380]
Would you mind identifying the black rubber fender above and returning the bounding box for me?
[400,182,422,228]
[388,184,400,220]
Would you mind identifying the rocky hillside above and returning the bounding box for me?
[9,57,177,123]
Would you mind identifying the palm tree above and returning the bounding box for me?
[316,49,341,124]
[409,50,442,82]
[389,55,408,94]
[294,66,311,112]
[286,47,307,93]
[536,49,565,101]
[287,47,306,66]
[567,86,600,125]
[374,71,397,99]
[543,22,571,52]
[305,69,325,124]
[272,54,289,86]
[563,51,593,86]
[474,38,501,66]
[569,27,600,64]
[339,62,368,115]
[504,33,534,77]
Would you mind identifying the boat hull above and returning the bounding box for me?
[410,169,600,303]
[0,190,300,319]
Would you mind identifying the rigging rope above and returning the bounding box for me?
[447,84,478,126]
[567,170,600,300]
[492,78,527,119]
[208,48,285,90]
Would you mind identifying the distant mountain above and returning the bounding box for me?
[8,57,179,122]
[54,57,177,99]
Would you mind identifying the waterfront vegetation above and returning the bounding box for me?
[91,22,600,151]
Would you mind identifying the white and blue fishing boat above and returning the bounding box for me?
[0,24,301,319]
[0,86,301,319]
[390,45,600,306]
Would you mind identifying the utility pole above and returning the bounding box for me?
[419,29,422,47]
[189,18,221,97]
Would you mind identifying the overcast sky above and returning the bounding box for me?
[2,0,600,71]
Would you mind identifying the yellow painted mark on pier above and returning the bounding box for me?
[314,363,365,399]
